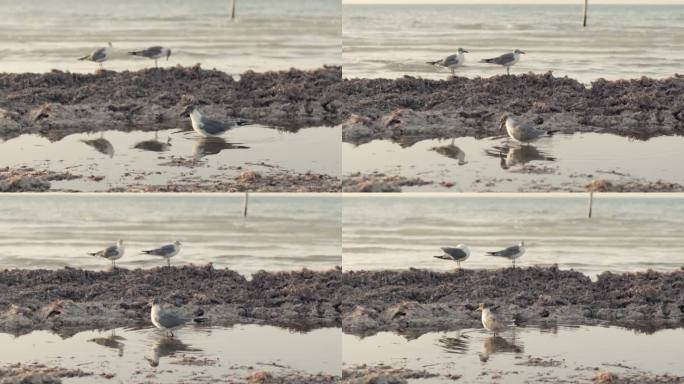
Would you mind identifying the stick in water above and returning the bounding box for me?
[243,191,249,217]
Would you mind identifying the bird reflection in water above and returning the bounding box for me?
[478,333,523,362]
[81,132,114,158]
[430,138,467,165]
[437,331,471,354]
[485,144,555,170]
[134,131,172,152]
[192,137,249,160]
[145,334,201,367]
[88,329,125,357]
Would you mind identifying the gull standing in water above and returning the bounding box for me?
[486,241,525,268]
[142,241,182,267]
[427,48,469,75]
[150,297,206,337]
[500,114,559,144]
[480,49,525,75]
[434,244,471,269]
[128,46,172,68]
[78,42,113,68]
[477,303,507,335]
[181,106,250,137]
[88,239,125,267]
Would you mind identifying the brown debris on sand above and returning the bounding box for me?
[0,266,342,334]
[0,66,341,141]
[340,267,684,335]
[342,172,432,192]
[0,166,81,192]
[338,73,684,144]
[0,363,92,384]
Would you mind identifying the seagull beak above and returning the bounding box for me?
[463,50,469,53]
[520,51,526,54]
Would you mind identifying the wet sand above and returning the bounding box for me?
[0,266,342,335]
[339,73,684,144]
[340,267,684,335]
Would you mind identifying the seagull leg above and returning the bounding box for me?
[457,260,461,270]
[155,59,158,69]
[167,258,170,268]
[506,66,510,76]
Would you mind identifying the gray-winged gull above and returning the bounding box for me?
[150,297,206,337]
[480,49,525,75]
[78,42,113,68]
[128,46,172,68]
[427,48,469,75]
[434,244,471,269]
[486,241,525,268]
[142,241,182,267]
[88,239,125,267]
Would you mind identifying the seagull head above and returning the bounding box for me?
[457,48,469,54]
[519,241,525,247]
[117,239,124,246]
[150,296,161,306]
[180,105,199,117]
[174,240,182,247]
[477,303,486,312]
[166,48,172,61]
[514,49,525,55]
[107,42,112,48]
[457,244,471,255]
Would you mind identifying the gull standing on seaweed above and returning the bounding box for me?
[480,49,525,75]
[427,48,469,75]
[88,239,125,268]
[477,303,507,335]
[150,297,206,337]
[500,114,559,144]
[142,241,182,267]
[486,241,525,268]
[78,42,113,68]
[181,106,250,137]
[434,244,471,269]
[128,46,172,68]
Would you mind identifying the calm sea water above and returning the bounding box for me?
[0,0,341,74]
[0,194,341,274]
[343,4,684,82]
[342,195,684,277]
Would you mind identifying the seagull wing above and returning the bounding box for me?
[103,245,120,258]
[90,47,108,62]
[487,245,520,257]
[482,52,515,65]
[443,54,461,67]
[441,247,468,260]
[200,117,230,135]
[156,310,189,328]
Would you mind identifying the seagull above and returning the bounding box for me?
[500,114,559,144]
[142,241,182,267]
[477,303,507,335]
[427,48,469,75]
[434,244,471,269]
[128,46,172,68]
[486,241,525,268]
[150,297,207,337]
[480,49,525,75]
[181,106,250,137]
[78,42,113,68]
[88,239,125,268]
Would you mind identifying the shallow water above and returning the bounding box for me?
[0,194,341,274]
[343,133,684,192]
[343,325,684,383]
[342,195,684,277]
[0,125,340,191]
[0,325,341,383]
[343,4,684,83]
[0,0,341,74]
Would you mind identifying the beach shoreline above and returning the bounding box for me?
[0,266,342,335]
[339,73,684,145]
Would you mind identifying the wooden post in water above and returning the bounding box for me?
[243,191,249,217]
[582,0,588,27]
[587,191,594,219]
[231,0,236,20]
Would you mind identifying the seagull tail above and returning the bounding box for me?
[77,55,90,61]
[141,250,153,254]
[235,119,251,126]
[193,316,208,323]
[545,129,560,136]
[485,252,499,256]
[128,51,142,56]
[426,60,441,66]
[434,255,450,260]
[479,58,494,63]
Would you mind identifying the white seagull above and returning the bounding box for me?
[427,48,469,75]
[182,106,250,137]
[150,297,207,337]
[477,303,507,335]
[486,241,525,268]
[128,46,172,68]
[500,114,558,144]
[88,239,125,267]
[434,244,471,269]
[142,241,182,267]
[480,49,525,75]
[78,42,113,68]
